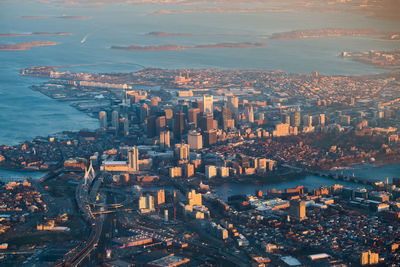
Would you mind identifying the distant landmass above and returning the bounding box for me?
[147,32,193,37]
[0,41,59,51]
[21,15,91,20]
[0,32,71,37]
[269,28,384,40]
[111,42,267,51]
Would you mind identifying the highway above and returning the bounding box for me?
[55,173,106,267]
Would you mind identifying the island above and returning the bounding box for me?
[147,32,193,37]
[111,42,267,51]
[0,32,71,37]
[0,41,59,51]
[269,28,384,40]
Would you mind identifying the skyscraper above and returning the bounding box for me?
[204,129,217,147]
[203,95,213,114]
[188,130,202,150]
[128,146,139,172]
[174,111,185,140]
[157,189,165,205]
[140,103,149,123]
[155,116,166,135]
[174,143,190,161]
[146,115,156,138]
[221,105,232,130]
[291,111,301,127]
[123,117,129,136]
[112,110,119,131]
[159,130,170,149]
[289,199,306,221]
[99,111,107,130]
[319,114,326,126]
[245,105,254,123]
[228,96,239,111]
[188,108,200,127]
[199,113,214,131]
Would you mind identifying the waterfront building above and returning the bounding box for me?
[218,167,229,178]
[205,165,217,179]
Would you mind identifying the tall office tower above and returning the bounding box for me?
[140,103,149,123]
[150,96,160,107]
[196,99,204,113]
[99,111,107,130]
[174,143,190,161]
[146,115,156,138]
[188,189,202,206]
[199,113,214,131]
[318,114,326,126]
[188,108,200,127]
[147,195,155,211]
[139,196,147,210]
[204,129,217,147]
[128,146,139,172]
[221,105,232,130]
[188,130,203,150]
[112,110,119,130]
[203,95,214,114]
[157,189,165,205]
[164,108,173,120]
[174,111,185,140]
[245,105,254,123]
[123,117,129,136]
[289,199,306,221]
[155,116,166,135]
[159,130,170,149]
[228,96,239,111]
[291,111,301,127]
[164,108,174,129]
[282,114,290,125]
[303,115,313,127]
